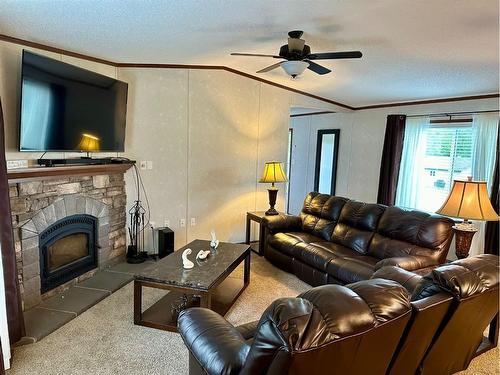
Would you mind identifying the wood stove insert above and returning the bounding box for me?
[39,214,98,293]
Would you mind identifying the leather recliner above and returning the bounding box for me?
[373,254,500,375]
[263,192,455,286]
[178,279,412,375]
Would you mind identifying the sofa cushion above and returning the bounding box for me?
[368,206,454,262]
[331,201,386,254]
[268,232,323,258]
[299,193,349,240]
[311,241,364,259]
[327,255,378,284]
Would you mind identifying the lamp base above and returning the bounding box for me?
[265,188,279,216]
[452,223,478,259]
[265,208,279,216]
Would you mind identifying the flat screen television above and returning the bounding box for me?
[19,50,128,152]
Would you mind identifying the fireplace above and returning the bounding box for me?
[39,214,98,293]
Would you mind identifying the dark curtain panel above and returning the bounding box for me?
[377,114,407,206]
[0,99,25,343]
[485,130,499,255]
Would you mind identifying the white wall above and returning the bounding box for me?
[119,67,342,248]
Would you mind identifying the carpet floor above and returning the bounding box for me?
[7,256,499,374]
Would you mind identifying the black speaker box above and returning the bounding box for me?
[157,227,174,259]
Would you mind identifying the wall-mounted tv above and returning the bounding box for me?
[19,51,128,152]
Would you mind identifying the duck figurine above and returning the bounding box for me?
[182,248,194,269]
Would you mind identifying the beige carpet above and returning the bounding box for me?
[7,256,499,374]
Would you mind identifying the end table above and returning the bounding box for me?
[245,211,283,256]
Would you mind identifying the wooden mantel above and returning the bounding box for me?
[7,162,135,183]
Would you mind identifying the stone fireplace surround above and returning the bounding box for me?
[9,171,128,310]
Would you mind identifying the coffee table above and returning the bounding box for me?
[133,239,251,332]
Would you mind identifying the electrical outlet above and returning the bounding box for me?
[180,219,186,227]
[164,219,170,228]
[6,160,28,169]
[147,160,153,170]
[190,218,196,226]
[140,161,147,170]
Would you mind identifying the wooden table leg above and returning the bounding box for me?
[244,251,251,285]
[200,291,212,309]
[245,215,251,244]
[133,280,142,325]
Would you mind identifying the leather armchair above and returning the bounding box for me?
[373,254,500,375]
[178,279,412,375]
[419,254,500,375]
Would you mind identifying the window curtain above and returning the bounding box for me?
[395,117,430,209]
[484,134,498,255]
[0,99,25,344]
[471,113,499,255]
[377,114,406,205]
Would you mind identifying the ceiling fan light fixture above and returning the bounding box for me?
[281,61,309,78]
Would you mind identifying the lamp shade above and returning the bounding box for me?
[77,133,100,152]
[436,179,499,221]
[281,61,309,77]
[259,162,288,184]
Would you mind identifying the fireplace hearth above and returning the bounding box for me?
[39,214,98,293]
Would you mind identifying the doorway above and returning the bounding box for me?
[286,107,340,215]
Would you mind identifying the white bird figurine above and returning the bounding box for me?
[210,230,219,249]
[196,250,210,260]
[182,248,194,269]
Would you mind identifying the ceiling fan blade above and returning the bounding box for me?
[256,61,283,73]
[307,51,363,60]
[231,53,280,58]
[287,37,305,53]
[304,60,331,75]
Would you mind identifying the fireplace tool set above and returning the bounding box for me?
[126,199,148,264]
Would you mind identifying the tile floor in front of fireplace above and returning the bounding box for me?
[19,260,158,344]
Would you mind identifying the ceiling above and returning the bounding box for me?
[1,0,498,107]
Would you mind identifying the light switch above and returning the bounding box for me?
[147,160,153,170]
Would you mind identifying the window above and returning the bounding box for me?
[419,124,473,211]
[396,118,479,212]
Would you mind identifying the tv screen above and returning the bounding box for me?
[19,51,128,152]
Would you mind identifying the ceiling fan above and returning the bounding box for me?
[231,30,362,79]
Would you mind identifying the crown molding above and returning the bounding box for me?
[1,33,497,111]
[290,111,336,117]
[355,93,500,110]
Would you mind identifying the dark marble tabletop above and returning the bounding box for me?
[134,239,250,290]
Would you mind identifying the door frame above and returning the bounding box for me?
[313,129,340,195]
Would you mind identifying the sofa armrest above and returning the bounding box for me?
[261,214,302,234]
[236,320,259,340]
[178,308,250,375]
[372,266,424,294]
[372,266,440,300]
[375,255,439,272]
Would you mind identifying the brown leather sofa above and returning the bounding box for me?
[178,278,412,375]
[177,255,499,375]
[262,192,455,286]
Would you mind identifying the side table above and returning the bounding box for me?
[245,211,283,256]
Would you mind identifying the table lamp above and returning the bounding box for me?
[259,161,288,215]
[77,133,100,156]
[436,177,499,258]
